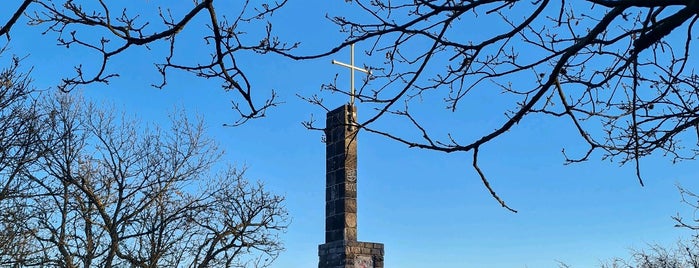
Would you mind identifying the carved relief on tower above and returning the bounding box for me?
[346,169,357,182]
[354,255,374,268]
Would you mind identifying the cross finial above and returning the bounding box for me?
[332,44,371,106]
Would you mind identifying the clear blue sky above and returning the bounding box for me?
[4,1,699,267]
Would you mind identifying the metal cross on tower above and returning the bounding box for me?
[332,44,371,106]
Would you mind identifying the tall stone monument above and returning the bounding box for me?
[319,44,384,268]
[318,104,384,268]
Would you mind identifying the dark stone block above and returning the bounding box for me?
[334,199,344,214]
[337,183,346,197]
[332,141,342,156]
[333,169,344,183]
[325,231,339,243]
[328,184,338,201]
[328,169,337,179]
[327,216,336,230]
[332,216,344,229]
[326,201,335,215]
[325,217,333,229]
[326,157,334,174]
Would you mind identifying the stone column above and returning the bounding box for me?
[319,104,384,268]
[324,104,358,243]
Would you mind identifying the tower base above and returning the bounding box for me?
[318,240,384,268]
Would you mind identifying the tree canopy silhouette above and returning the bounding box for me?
[0,61,288,267]
[281,0,699,211]
[1,0,292,125]
[3,1,699,211]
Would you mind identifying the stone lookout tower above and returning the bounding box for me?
[318,44,384,268]
[318,104,384,268]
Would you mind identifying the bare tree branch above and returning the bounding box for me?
[0,90,288,267]
[289,0,699,210]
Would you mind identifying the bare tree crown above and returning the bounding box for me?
[2,1,699,211]
[0,83,288,267]
[280,0,699,211]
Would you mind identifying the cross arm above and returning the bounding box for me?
[331,60,371,74]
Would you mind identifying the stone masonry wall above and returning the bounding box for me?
[319,104,384,268]
[324,104,358,243]
[319,241,384,268]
